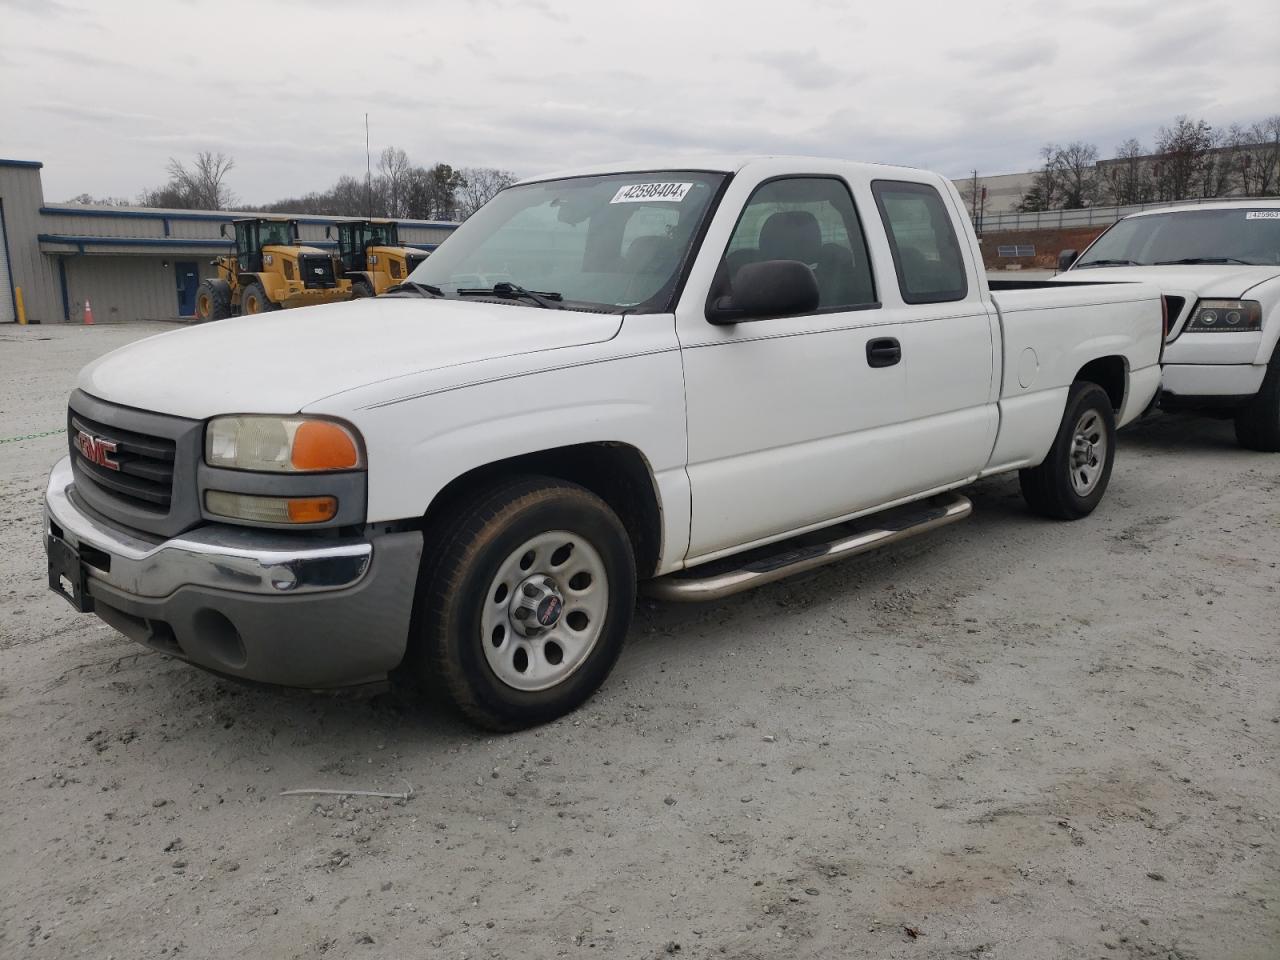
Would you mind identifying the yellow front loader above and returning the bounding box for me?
[335,219,433,297]
[194,218,352,320]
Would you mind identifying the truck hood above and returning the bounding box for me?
[78,297,623,420]
[1063,264,1280,298]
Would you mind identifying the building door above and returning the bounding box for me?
[174,261,199,317]
[0,201,16,323]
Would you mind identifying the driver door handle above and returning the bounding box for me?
[866,337,901,368]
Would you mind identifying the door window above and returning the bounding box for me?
[717,177,877,312]
[871,180,968,304]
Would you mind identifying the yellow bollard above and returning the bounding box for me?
[15,286,26,325]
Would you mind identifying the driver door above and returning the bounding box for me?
[677,175,913,562]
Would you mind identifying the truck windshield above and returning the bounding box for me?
[406,171,726,312]
[1076,208,1280,268]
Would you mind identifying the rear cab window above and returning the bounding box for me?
[872,180,968,304]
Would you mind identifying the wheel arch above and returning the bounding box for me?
[421,442,664,579]
[1073,354,1128,412]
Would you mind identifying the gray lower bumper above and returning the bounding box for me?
[44,457,423,688]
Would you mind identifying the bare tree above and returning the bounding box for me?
[1048,141,1100,209]
[1152,116,1214,201]
[1240,116,1280,196]
[378,147,411,218]
[457,167,518,219]
[1102,138,1152,205]
[163,151,236,209]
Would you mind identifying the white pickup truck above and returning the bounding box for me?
[1058,199,1280,449]
[44,156,1164,729]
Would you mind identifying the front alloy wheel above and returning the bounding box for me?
[480,531,609,691]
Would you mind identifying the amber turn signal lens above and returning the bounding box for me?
[205,491,338,524]
[286,496,339,524]
[290,421,360,471]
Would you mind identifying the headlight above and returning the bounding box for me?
[205,416,363,472]
[1184,299,1262,333]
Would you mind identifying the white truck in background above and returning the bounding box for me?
[1058,199,1280,449]
[46,156,1164,730]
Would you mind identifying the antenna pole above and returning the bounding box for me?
[365,113,372,219]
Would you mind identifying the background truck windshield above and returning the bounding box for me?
[407,171,726,311]
[1077,208,1280,267]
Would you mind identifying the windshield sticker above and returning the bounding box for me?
[610,182,694,204]
[1245,211,1280,220]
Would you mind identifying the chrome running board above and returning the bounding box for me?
[645,492,973,602]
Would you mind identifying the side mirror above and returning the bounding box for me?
[1057,249,1079,273]
[707,260,820,325]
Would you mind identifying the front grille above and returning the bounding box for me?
[71,411,175,510]
[67,390,204,538]
[300,253,337,289]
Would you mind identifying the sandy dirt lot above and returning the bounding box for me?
[1,322,1276,960]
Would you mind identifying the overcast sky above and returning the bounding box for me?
[2,0,1277,205]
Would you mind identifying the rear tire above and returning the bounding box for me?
[1020,381,1116,521]
[412,476,636,731]
[1233,347,1280,452]
[351,279,375,299]
[194,279,231,322]
[239,281,278,315]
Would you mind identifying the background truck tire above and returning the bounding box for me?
[1020,381,1117,521]
[194,279,232,322]
[239,281,278,315]
[1233,346,1280,452]
[351,279,375,299]
[412,476,636,731]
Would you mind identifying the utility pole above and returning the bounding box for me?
[365,113,372,218]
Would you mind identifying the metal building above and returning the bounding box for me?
[0,158,459,324]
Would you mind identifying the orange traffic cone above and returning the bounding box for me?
[83,299,94,325]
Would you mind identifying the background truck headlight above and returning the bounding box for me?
[1183,300,1262,333]
[205,416,363,472]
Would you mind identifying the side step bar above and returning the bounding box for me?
[645,492,973,602]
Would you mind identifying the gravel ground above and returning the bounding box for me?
[1,322,1277,960]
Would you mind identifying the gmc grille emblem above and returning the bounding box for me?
[75,430,120,471]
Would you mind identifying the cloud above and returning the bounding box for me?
[749,49,848,90]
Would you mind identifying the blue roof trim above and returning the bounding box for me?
[39,206,460,230]
[39,234,234,251]
[0,159,43,169]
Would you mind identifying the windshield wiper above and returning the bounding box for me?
[457,282,564,309]
[1154,257,1253,266]
[385,280,445,297]
[1075,258,1139,268]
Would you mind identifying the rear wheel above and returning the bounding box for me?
[1020,381,1116,520]
[194,279,231,322]
[239,281,278,315]
[413,477,636,731]
[1233,346,1280,452]
[351,279,375,299]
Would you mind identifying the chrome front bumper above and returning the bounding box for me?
[45,457,372,598]
[44,457,423,688]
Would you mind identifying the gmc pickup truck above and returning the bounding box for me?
[1058,199,1280,450]
[45,156,1164,730]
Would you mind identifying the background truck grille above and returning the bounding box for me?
[70,412,175,510]
[66,390,204,538]
[300,253,337,289]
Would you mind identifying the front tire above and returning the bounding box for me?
[351,279,375,299]
[413,477,636,731]
[1233,346,1280,452]
[194,279,231,322]
[1020,381,1117,520]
